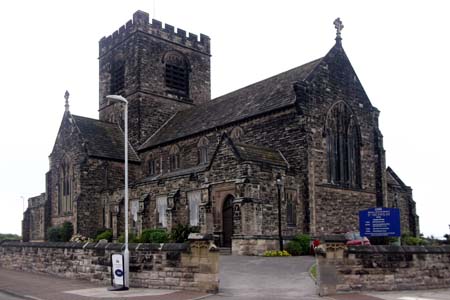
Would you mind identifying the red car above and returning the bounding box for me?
[345,232,371,246]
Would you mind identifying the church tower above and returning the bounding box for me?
[98,11,211,148]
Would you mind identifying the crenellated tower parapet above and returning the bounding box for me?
[99,10,210,58]
[98,10,211,149]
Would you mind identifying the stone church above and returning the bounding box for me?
[23,11,419,254]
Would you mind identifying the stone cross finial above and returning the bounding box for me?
[334,18,344,42]
[64,90,70,112]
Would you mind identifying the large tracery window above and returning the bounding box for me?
[163,51,189,98]
[325,101,361,188]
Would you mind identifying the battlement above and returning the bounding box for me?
[99,10,210,57]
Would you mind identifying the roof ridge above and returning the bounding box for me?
[212,57,323,102]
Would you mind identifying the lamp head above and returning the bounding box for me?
[276,173,282,186]
[106,94,128,104]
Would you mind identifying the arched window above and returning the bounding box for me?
[197,137,209,165]
[285,190,297,226]
[230,126,244,141]
[325,101,361,187]
[147,155,157,176]
[58,157,73,214]
[110,59,125,94]
[169,145,180,171]
[163,51,190,98]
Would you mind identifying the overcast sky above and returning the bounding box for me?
[0,0,449,238]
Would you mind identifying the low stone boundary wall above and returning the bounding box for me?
[0,240,219,293]
[317,243,450,295]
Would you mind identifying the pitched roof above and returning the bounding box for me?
[139,58,322,151]
[72,115,140,162]
[233,143,288,167]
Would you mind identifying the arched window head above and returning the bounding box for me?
[230,126,244,141]
[163,51,190,98]
[169,145,180,171]
[110,56,125,95]
[58,157,73,214]
[197,137,209,165]
[325,101,361,188]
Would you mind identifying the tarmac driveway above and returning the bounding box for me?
[207,255,320,300]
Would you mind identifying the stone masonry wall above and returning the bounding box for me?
[297,44,385,236]
[0,240,219,293]
[316,244,450,296]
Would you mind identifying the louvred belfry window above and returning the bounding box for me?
[163,51,189,98]
[110,59,125,94]
[326,101,361,188]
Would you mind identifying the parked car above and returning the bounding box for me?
[344,232,371,246]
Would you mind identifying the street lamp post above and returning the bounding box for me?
[276,173,283,251]
[106,95,129,290]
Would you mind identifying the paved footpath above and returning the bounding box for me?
[0,268,208,300]
[2,263,450,300]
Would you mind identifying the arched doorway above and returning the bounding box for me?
[222,195,234,247]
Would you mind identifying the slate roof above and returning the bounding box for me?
[139,58,322,151]
[72,115,140,162]
[233,143,288,167]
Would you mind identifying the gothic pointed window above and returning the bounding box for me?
[163,51,190,98]
[147,155,157,176]
[156,195,168,228]
[285,190,297,226]
[169,145,180,171]
[58,157,73,214]
[326,101,361,187]
[187,190,201,226]
[230,126,244,141]
[197,137,209,165]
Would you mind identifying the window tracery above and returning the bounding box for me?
[325,101,361,187]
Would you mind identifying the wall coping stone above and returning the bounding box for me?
[322,234,347,243]
[232,235,296,240]
[0,241,189,252]
[137,243,162,251]
[161,243,189,251]
[347,245,450,254]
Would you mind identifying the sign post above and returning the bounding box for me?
[359,207,401,238]
[108,253,128,291]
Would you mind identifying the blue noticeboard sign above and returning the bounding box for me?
[359,207,401,237]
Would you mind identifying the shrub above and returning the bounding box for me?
[95,229,113,242]
[118,233,139,243]
[170,224,200,243]
[263,250,291,257]
[402,234,426,246]
[47,226,63,242]
[47,222,74,242]
[285,240,303,256]
[140,229,169,243]
[0,233,21,241]
[61,222,74,242]
[284,234,312,256]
